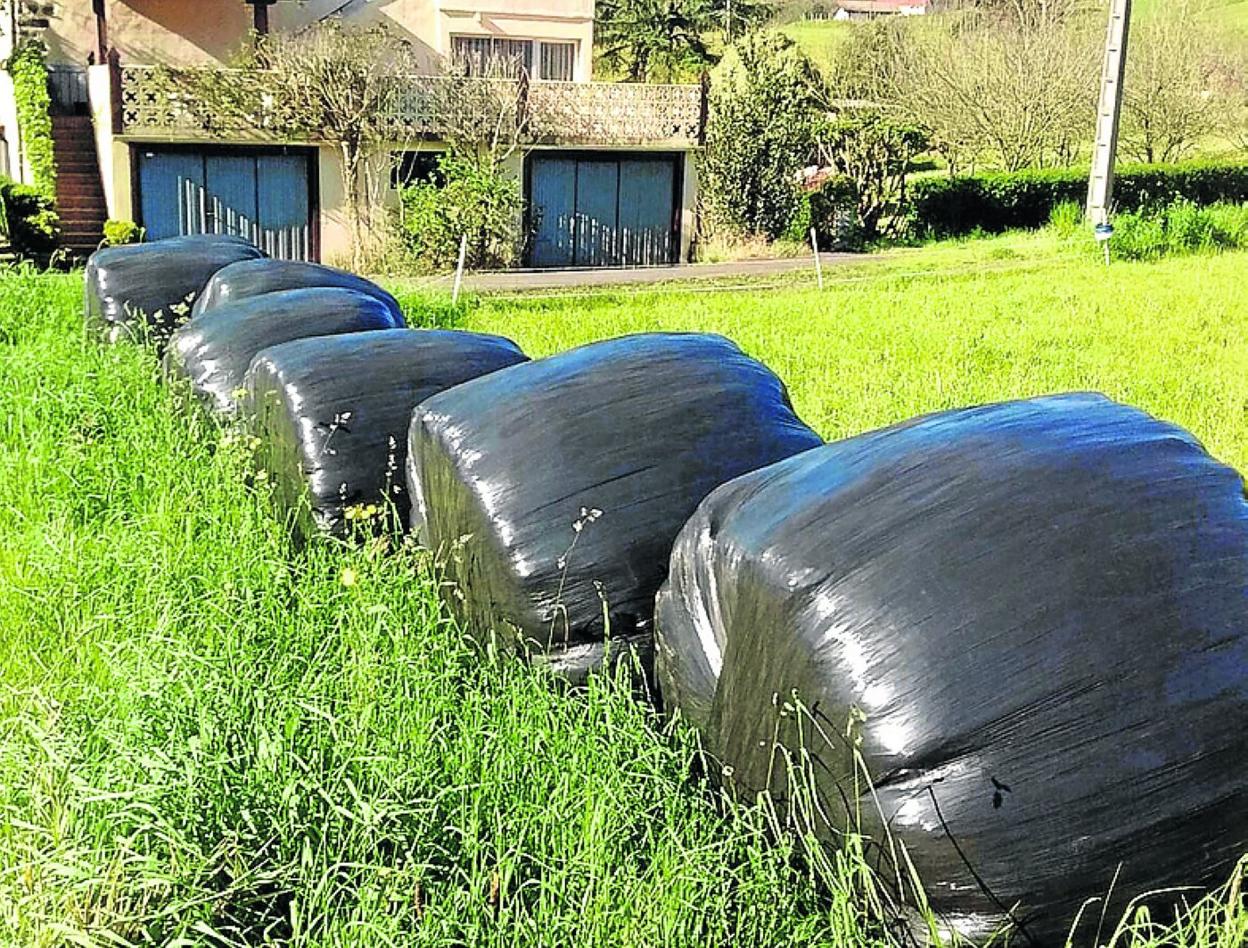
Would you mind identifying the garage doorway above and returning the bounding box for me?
[135,146,317,260]
[527,153,681,268]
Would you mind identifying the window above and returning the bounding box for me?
[451,37,578,82]
[539,42,576,82]
[391,151,444,189]
[452,36,533,79]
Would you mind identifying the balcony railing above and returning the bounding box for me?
[115,65,705,148]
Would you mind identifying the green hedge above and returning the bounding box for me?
[906,161,1248,239]
[6,40,57,202]
[0,177,58,255]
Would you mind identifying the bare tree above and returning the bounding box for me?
[157,22,421,269]
[1120,0,1231,164]
[885,10,1098,172]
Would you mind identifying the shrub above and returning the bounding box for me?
[702,33,825,240]
[808,174,864,249]
[6,40,57,202]
[1048,199,1083,239]
[398,153,523,271]
[1109,200,1248,261]
[816,112,925,243]
[0,177,58,256]
[907,160,1248,239]
[103,219,144,246]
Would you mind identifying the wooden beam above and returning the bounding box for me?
[1086,0,1132,225]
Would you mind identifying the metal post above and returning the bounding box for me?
[452,233,468,304]
[1086,0,1132,226]
[810,227,823,290]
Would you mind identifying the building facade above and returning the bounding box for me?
[0,0,704,267]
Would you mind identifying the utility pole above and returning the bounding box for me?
[1086,0,1132,226]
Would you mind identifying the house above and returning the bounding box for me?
[832,0,928,20]
[0,0,704,268]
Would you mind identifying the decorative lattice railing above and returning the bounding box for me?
[116,66,704,147]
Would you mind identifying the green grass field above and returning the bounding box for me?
[4,240,1248,945]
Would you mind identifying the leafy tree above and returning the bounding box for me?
[399,153,523,270]
[595,0,770,81]
[397,62,533,271]
[595,0,713,81]
[702,32,826,239]
[816,112,926,241]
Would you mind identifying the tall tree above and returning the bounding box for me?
[702,32,826,237]
[1120,0,1230,163]
[595,0,714,81]
[882,10,1099,172]
[595,0,771,81]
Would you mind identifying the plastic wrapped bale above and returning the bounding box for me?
[406,333,823,684]
[655,393,1248,946]
[164,287,403,416]
[84,234,263,343]
[191,258,402,321]
[245,329,528,537]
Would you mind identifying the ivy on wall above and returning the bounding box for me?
[6,39,57,202]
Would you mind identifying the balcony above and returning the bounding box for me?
[114,65,705,148]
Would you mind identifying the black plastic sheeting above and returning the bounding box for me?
[406,332,823,683]
[655,392,1248,946]
[84,234,264,342]
[164,287,403,415]
[191,258,402,321]
[245,329,528,537]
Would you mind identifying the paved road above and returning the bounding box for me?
[406,253,869,293]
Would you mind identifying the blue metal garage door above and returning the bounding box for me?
[137,147,315,260]
[529,154,679,268]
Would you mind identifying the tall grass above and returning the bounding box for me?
[4,248,1248,945]
[0,271,888,945]
[1109,201,1248,261]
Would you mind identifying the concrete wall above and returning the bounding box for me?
[0,72,20,182]
[44,0,592,78]
[42,1,252,67]
[39,1,98,65]
[273,0,594,80]
[87,64,121,217]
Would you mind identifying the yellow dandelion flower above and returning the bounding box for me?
[340,567,358,587]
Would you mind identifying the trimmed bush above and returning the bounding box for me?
[0,177,58,256]
[6,40,56,202]
[103,219,144,247]
[907,161,1248,238]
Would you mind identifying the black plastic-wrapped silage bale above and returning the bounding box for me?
[655,392,1248,946]
[84,234,263,342]
[191,258,402,320]
[164,287,403,415]
[406,332,823,683]
[244,329,528,537]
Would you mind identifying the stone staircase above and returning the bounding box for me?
[51,115,107,257]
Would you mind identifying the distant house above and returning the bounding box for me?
[833,0,929,19]
[0,0,704,268]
